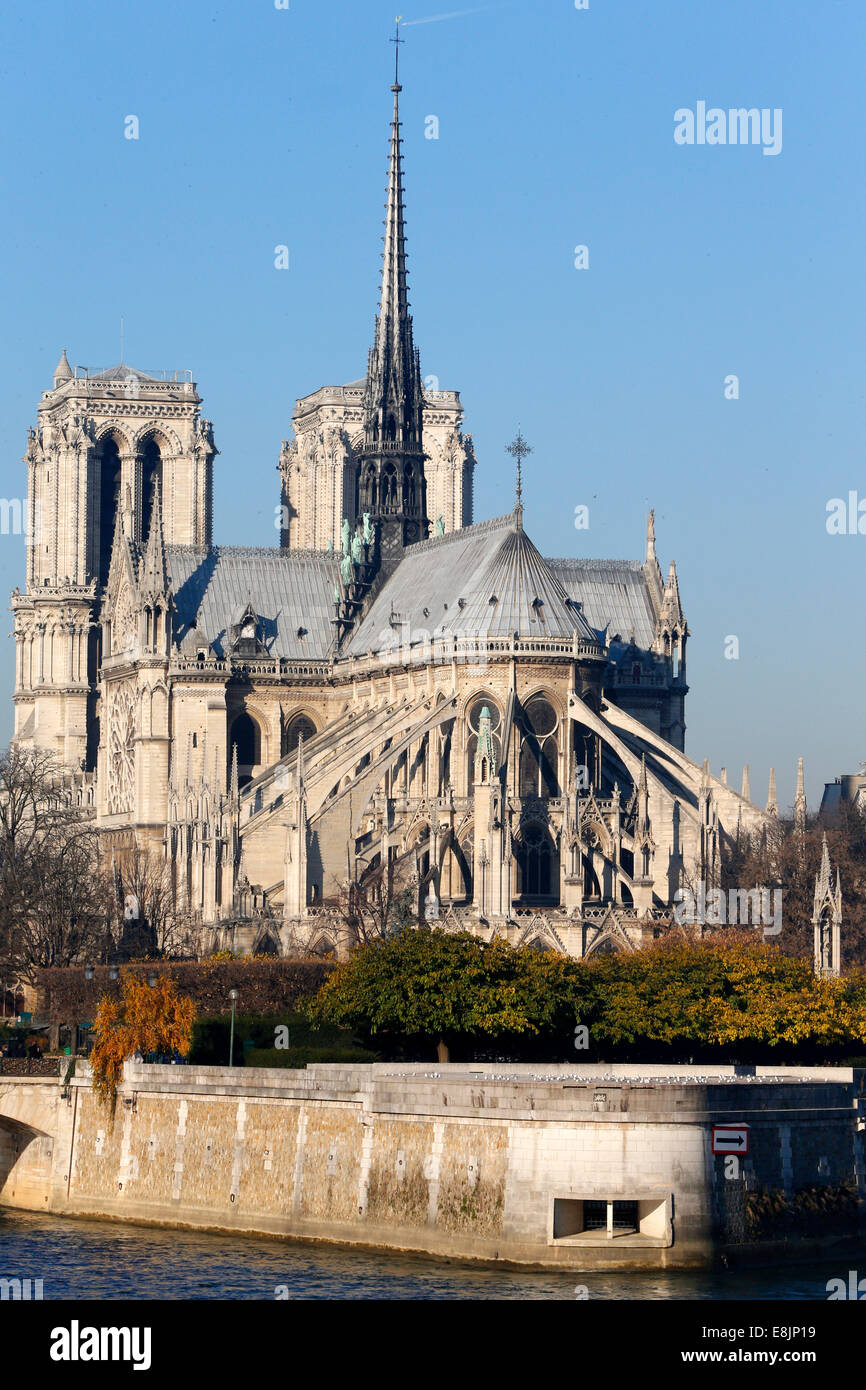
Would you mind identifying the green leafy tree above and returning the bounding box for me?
[306,928,591,1060]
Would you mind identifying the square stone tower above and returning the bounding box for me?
[10,351,216,769]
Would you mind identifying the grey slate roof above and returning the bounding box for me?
[345,513,601,656]
[166,546,339,660]
[546,558,657,649]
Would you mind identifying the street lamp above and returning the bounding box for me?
[228,988,239,1068]
[84,965,94,982]
[108,966,119,982]
[147,973,157,988]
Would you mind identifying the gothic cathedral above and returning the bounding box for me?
[10,69,774,960]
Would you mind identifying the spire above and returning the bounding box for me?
[105,493,131,594]
[636,754,650,839]
[646,508,656,563]
[230,742,239,803]
[662,561,684,623]
[139,478,168,598]
[741,764,750,801]
[794,756,806,833]
[358,30,427,553]
[766,767,778,816]
[815,833,831,900]
[474,705,497,783]
[296,730,306,800]
[362,36,423,458]
[53,348,72,388]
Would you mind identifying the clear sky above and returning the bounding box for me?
[1,0,863,812]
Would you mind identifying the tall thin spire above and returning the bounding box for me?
[794,756,806,834]
[139,478,168,598]
[766,767,778,816]
[359,26,427,554]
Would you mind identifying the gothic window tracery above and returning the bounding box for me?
[519,696,559,797]
[282,712,317,758]
[515,819,557,900]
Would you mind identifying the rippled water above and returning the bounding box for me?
[0,1211,855,1299]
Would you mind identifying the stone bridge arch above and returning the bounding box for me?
[0,1080,61,1212]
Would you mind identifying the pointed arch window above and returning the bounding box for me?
[282,713,317,759]
[519,697,559,797]
[229,711,260,788]
[140,436,163,543]
[516,821,558,900]
[98,435,122,585]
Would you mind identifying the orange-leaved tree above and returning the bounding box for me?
[89,969,196,1109]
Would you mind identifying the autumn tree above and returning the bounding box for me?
[89,969,196,1109]
[585,934,866,1055]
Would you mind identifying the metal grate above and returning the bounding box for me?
[583,1199,639,1233]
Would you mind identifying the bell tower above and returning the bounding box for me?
[11,352,217,768]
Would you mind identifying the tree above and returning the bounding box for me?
[89,969,195,1109]
[724,807,866,966]
[112,843,191,958]
[585,934,866,1054]
[334,856,416,947]
[306,928,591,1060]
[0,746,112,983]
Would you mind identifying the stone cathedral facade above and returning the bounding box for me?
[10,70,776,961]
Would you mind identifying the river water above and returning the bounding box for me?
[0,1210,855,1299]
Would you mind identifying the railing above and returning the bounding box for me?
[170,656,331,680]
[335,632,606,679]
[72,367,193,384]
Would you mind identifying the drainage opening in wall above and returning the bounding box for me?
[550,1193,672,1248]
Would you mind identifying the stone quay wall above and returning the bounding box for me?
[1,1062,864,1270]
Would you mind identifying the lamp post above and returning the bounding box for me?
[228,988,239,1068]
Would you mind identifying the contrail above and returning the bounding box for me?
[400,8,491,25]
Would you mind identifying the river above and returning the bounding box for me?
[0,1210,854,1299]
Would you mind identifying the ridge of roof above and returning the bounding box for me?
[546,556,646,573]
[402,511,517,555]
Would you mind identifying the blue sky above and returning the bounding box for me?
[1,0,863,811]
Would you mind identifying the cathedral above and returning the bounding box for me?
[10,64,778,962]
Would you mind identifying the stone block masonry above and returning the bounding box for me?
[0,1063,864,1270]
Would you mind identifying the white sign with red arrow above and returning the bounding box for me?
[712,1124,750,1155]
